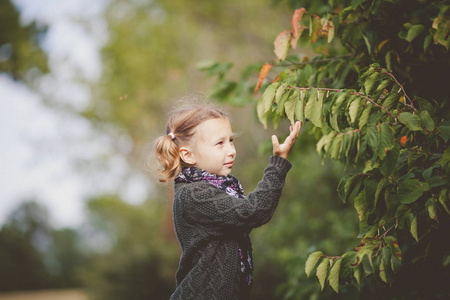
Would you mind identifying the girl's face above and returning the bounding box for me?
[190,117,236,176]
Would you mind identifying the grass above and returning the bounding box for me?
[0,289,87,300]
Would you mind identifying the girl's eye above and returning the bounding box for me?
[216,141,223,146]
[230,138,234,143]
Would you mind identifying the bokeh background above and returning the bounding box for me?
[0,0,359,299]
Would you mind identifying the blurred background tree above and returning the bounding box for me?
[0,0,48,80]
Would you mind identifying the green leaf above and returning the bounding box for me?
[405,24,426,42]
[398,179,430,204]
[329,258,341,293]
[424,34,433,52]
[399,112,422,131]
[274,83,289,104]
[418,111,435,131]
[262,83,280,113]
[382,92,401,111]
[257,98,270,129]
[272,111,281,129]
[410,213,418,241]
[438,125,450,142]
[316,258,329,291]
[380,246,393,284]
[349,97,361,125]
[396,205,411,229]
[354,264,362,285]
[439,189,450,216]
[428,177,447,188]
[366,124,378,150]
[426,198,439,223]
[372,79,391,101]
[354,190,367,221]
[380,143,400,176]
[362,32,373,56]
[358,103,372,128]
[385,237,402,272]
[379,255,387,283]
[363,70,380,94]
[275,87,291,115]
[327,19,335,43]
[294,89,305,122]
[305,89,324,128]
[416,97,434,115]
[374,178,387,209]
[329,134,343,160]
[338,174,363,203]
[331,92,349,131]
[342,173,363,203]
[377,123,395,159]
[385,51,392,70]
[305,251,323,277]
[340,251,357,279]
[316,132,335,158]
[284,90,297,124]
[442,147,450,168]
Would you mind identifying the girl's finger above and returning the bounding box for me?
[272,135,280,151]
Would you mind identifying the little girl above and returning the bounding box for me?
[154,104,301,300]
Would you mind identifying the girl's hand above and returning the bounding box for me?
[272,121,302,159]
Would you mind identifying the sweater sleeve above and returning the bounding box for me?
[176,156,292,230]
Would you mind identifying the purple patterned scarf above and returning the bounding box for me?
[175,167,246,199]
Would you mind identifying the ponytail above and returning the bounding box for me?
[154,134,182,182]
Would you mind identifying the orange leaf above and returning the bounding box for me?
[309,14,322,44]
[321,19,335,43]
[272,74,280,83]
[291,8,307,49]
[254,63,272,94]
[400,136,410,147]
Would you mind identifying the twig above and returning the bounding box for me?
[289,86,396,119]
[381,223,396,238]
[380,69,417,112]
[276,54,353,68]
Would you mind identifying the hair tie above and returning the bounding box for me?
[168,132,175,140]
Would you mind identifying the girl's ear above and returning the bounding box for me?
[179,147,195,165]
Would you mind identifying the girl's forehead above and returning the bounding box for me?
[194,117,232,139]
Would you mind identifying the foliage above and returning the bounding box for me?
[261,63,450,297]
[202,0,450,298]
[0,0,48,81]
[80,195,179,300]
[0,201,87,291]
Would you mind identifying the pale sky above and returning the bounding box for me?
[0,0,151,227]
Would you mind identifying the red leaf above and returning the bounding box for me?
[254,63,272,94]
[309,14,322,44]
[400,136,409,147]
[291,8,307,49]
[274,30,291,61]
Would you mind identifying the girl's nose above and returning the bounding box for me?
[228,144,236,157]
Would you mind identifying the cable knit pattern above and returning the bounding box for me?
[170,156,292,300]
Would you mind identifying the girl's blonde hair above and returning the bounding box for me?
[153,104,228,182]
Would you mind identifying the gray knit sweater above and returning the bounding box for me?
[170,156,292,300]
